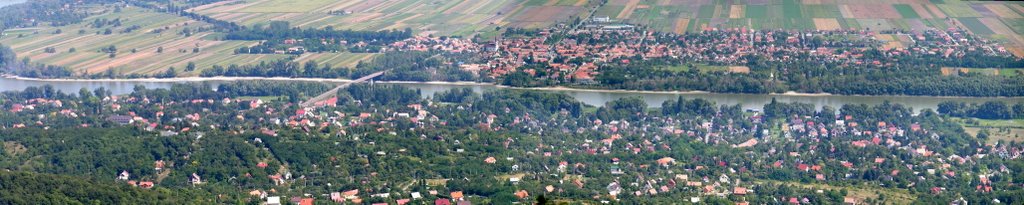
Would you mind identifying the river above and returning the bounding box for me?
[1,77,1020,111]
[0,0,25,8]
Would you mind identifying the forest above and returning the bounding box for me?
[937,101,1024,120]
[226,21,412,53]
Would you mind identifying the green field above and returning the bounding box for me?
[958,18,995,35]
[237,0,337,13]
[781,0,803,18]
[746,5,768,19]
[952,117,1024,144]
[1001,18,1024,35]
[893,4,920,18]
[804,5,841,18]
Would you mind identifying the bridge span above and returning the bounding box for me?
[300,71,386,107]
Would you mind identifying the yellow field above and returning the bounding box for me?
[813,18,841,30]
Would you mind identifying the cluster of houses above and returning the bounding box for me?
[2,85,1023,204]
[457,21,1014,82]
[387,35,482,53]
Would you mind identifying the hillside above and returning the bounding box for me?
[0,171,208,204]
[2,0,1020,76]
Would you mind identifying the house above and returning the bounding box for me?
[515,190,530,199]
[139,181,154,189]
[266,196,281,205]
[299,198,314,205]
[656,157,675,166]
[844,197,859,205]
[397,199,411,205]
[107,115,134,125]
[434,199,451,205]
[331,192,345,202]
[733,187,747,195]
[342,189,359,199]
[610,165,624,174]
[190,173,202,185]
[451,191,464,200]
[117,170,130,180]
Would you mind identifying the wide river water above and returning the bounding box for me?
[1,77,1020,111]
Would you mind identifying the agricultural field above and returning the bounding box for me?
[2,0,1023,76]
[193,0,597,38]
[597,0,1024,59]
[953,117,1024,144]
[0,6,359,76]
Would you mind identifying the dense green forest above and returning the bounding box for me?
[938,101,1024,120]
[0,171,209,204]
[227,21,412,53]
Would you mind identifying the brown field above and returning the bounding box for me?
[728,66,750,73]
[845,4,901,19]
[875,34,903,50]
[924,4,947,19]
[574,0,587,6]
[617,0,641,19]
[940,67,969,76]
[198,0,261,13]
[673,18,690,34]
[905,19,929,30]
[295,15,335,27]
[813,18,841,30]
[985,4,1023,19]
[515,6,581,23]
[839,5,854,18]
[1011,4,1024,15]
[909,4,934,19]
[445,1,479,14]
[729,5,744,19]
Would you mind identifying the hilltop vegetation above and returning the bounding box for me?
[0,171,207,204]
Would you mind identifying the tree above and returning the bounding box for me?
[68,47,76,53]
[536,194,549,205]
[185,62,196,72]
[156,46,163,53]
[977,129,990,141]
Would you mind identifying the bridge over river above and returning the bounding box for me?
[299,70,386,107]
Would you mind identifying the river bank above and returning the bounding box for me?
[2,75,1020,111]
[8,75,1004,98]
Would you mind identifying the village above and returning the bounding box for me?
[373,17,1017,83]
[2,81,1021,204]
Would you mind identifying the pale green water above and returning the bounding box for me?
[1,77,1020,111]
